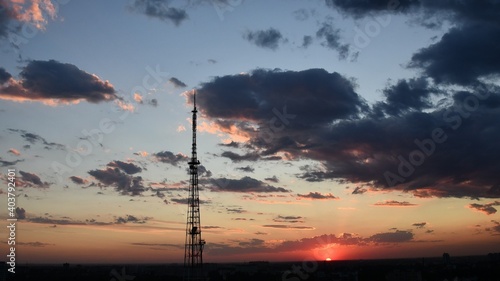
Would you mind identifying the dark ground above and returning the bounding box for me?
[2,254,500,281]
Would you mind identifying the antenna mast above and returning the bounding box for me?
[184,90,206,281]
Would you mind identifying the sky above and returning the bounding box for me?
[0,0,500,264]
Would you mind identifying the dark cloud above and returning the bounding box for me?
[412,222,427,229]
[29,216,96,226]
[149,98,158,107]
[410,24,500,85]
[273,215,304,223]
[264,175,279,183]
[296,87,500,199]
[194,68,368,160]
[153,150,189,166]
[168,77,187,88]
[218,141,240,148]
[221,151,259,162]
[8,129,64,150]
[27,214,148,226]
[208,176,289,193]
[0,67,12,83]
[243,28,285,50]
[203,226,223,229]
[15,207,26,219]
[69,176,86,185]
[372,78,440,117]
[226,207,246,214]
[115,215,148,224]
[238,238,265,247]
[316,21,350,60]
[107,160,142,175]
[129,0,188,26]
[369,230,414,243]
[0,60,117,104]
[297,192,338,200]
[0,157,22,167]
[302,35,313,48]
[198,165,212,177]
[416,1,500,28]
[0,1,11,39]
[468,201,500,215]
[88,168,146,196]
[351,186,367,194]
[19,171,49,188]
[373,200,417,207]
[221,151,282,162]
[195,67,367,124]
[236,165,254,173]
[325,0,419,18]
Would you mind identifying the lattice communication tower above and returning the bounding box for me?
[183,91,206,281]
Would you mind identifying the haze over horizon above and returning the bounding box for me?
[1,0,500,264]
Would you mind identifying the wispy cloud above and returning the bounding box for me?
[373,200,418,207]
[297,192,338,200]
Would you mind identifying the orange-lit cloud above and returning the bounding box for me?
[134,150,149,157]
[0,61,118,105]
[115,100,136,112]
[133,93,143,103]
[8,0,57,30]
[177,125,186,132]
[69,176,88,185]
[8,148,20,156]
[197,120,251,142]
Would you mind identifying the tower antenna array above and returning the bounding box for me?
[183,90,206,281]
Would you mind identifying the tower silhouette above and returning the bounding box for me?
[184,91,206,281]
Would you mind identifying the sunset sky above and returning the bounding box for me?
[1,0,500,264]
